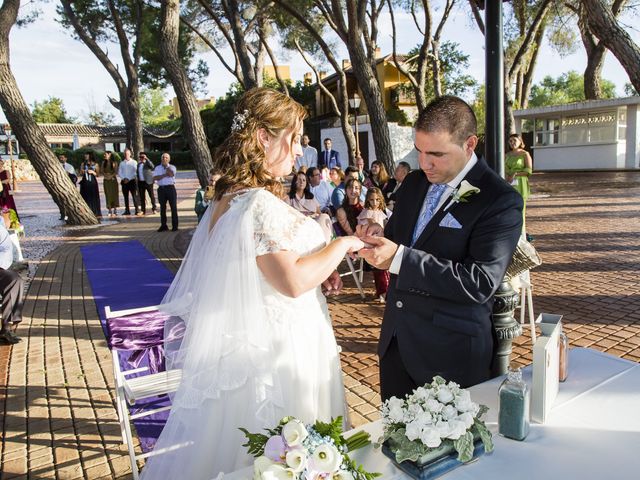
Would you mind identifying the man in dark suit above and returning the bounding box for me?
[318,138,341,170]
[136,151,157,214]
[358,96,523,401]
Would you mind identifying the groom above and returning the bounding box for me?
[359,96,523,400]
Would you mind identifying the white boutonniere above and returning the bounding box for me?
[444,180,480,211]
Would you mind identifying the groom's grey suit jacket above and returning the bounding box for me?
[380,158,523,388]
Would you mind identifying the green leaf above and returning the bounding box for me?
[314,416,344,445]
[473,419,494,453]
[453,431,474,463]
[239,428,269,457]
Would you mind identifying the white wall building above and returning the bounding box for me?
[514,97,640,171]
[320,121,418,170]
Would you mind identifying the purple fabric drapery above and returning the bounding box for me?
[107,310,184,373]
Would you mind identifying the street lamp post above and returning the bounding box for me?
[3,124,18,192]
[348,93,361,159]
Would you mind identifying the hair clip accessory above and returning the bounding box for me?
[231,109,250,132]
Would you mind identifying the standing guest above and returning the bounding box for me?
[355,154,367,183]
[0,161,19,218]
[386,161,411,209]
[335,178,364,236]
[58,153,78,220]
[295,134,318,171]
[331,166,367,209]
[0,222,23,344]
[78,152,102,217]
[307,167,334,213]
[358,95,523,400]
[329,167,343,188]
[318,138,341,170]
[195,168,221,223]
[505,133,533,233]
[357,187,390,302]
[118,148,141,216]
[137,151,157,215]
[102,151,120,217]
[153,152,178,232]
[364,160,390,191]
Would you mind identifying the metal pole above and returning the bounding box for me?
[485,0,505,178]
[354,110,360,157]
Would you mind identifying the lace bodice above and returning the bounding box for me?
[230,188,326,257]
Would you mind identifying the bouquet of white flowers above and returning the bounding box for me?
[241,416,379,480]
[378,376,493,464]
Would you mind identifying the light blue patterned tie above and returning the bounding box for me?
[411,183,448,246]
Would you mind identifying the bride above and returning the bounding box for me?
[140,88,364,479]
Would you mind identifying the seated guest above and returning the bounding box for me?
[335,178,364,236]
[0,222,23,344]
[287,171,332,243]
[365,160,390,191]
[307,167,334,213]
[386,161,411,210]
[329,167,344,188]
[195,168,221,223]
[331,166,367,210]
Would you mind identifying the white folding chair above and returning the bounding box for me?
[105,305,183,479]
[518,270,536,344]
[331,219,366,298]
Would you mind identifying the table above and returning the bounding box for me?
[224,348,640,479]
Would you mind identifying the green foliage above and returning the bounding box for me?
[452,431,474,463]
[342,455,382,480]
[200,83,244,151]
[87,110,116,126]
[32,96,75,123]
[471,85,486,135]
[140,88,175,125]
[239,428,270,457]
[313,416,344,446]
[528,71,617,107]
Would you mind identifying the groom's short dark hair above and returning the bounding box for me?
[415,95,477,145]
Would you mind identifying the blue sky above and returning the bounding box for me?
[2,2,638,123]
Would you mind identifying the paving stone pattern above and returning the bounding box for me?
[1,171,639,479]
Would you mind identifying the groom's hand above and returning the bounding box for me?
[359,236,398,270]
[355,220,384,238]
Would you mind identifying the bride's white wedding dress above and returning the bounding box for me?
[140,188,347,479]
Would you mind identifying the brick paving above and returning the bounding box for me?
[1,171,640,479]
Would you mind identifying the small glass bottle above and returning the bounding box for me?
[559,332,569,382]
[498,367,530,441]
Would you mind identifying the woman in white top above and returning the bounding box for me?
[140,88,364,479]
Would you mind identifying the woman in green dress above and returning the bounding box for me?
[101,151,120,217]
[505,134,533,232]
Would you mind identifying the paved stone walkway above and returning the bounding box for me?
[1,171,640,479]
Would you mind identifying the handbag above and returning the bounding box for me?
[505,236,542,279]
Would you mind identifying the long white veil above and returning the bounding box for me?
[141,190,284,478]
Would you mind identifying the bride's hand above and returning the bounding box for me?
[356,220,384,238]
[340,236,365,254]
[322,270,343,296]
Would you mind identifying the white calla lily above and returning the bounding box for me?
[254,456,276,480]
[285,449,307,473]
[262,464,296,480]
[308,443,342,473]
[282,419,308,447]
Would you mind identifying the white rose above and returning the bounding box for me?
[389,405,405,423]
[308,443,342,473]
[414,410,433,426]
[445,419,468,440]
[387,397,404,411]
[262,464,295,480]
[405,420,423,441]
[413,386,431,401]
[435,420,452,438]
[285,449,307,473]
[458,412,475,429]
[436,386,454,404]
[282,419,308,447]
[254,456,275,480]
[331,470,355,480]
[419,426,442,448]
[425,398,444,413]
[442,404,458,420]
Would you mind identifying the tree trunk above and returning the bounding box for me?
[126,82,145,154]
[584,46,605,99]
[160,0,213,187]
[582,0,640,94]
[0,0,97,225]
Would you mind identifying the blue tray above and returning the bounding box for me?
[381,440,486,480]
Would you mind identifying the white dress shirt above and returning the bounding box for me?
[389,153,479,275]
[0,223,14,269]
[118,159,138,180]
[310,180,334,211]
[62,162,76,176]
[296,145,318,171]
[153,164,177,186]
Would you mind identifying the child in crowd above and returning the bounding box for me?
[357,188,390,303]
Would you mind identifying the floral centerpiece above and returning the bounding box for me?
[377,376,493,469]
[241,416,379,480]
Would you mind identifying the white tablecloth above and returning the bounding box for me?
[223,348,640,479]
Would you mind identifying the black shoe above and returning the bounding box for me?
[123,211,131,216]
[0,330,21,344]
[157,225,169,232]
[171,227,178,231]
